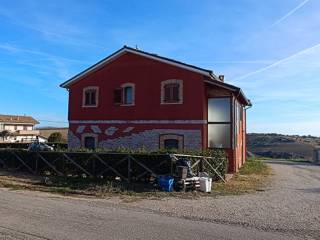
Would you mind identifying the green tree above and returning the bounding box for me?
[48,132,63,143]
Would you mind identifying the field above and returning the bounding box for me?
[247,133,320,160]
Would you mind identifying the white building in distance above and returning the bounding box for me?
[0,114,41,143]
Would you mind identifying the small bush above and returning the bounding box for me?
[48,132,63,143]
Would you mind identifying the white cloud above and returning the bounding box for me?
[234,41,320,81]
[0,4,104,49]
[269,0,311,28]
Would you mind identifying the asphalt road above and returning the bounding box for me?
[0,160,318,240]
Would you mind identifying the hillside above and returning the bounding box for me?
[247,133,320,160]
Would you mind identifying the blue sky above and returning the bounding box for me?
[0,0,319,136]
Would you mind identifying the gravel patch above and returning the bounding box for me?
[124,160,320,239]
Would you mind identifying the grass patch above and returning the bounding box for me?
[212,158,271,196]
[0,171,207,201]
[239,158,269,175]
[0,158,272,201]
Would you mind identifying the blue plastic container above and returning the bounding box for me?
[157,175,174,192]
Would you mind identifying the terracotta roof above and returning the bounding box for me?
[0,114,39,125]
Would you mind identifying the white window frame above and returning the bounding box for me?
[82,86,99,108]
[160,79,183,105]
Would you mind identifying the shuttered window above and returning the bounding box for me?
[114,83,135,106]
[84,89,97,106]
[164,83,180,103]
[114,88,122,104]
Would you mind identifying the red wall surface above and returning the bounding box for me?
[68,52,206,121]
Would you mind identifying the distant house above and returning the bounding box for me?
[0,114,42,143]
[60,46,251,173]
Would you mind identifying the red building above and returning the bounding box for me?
[60,46,251,173]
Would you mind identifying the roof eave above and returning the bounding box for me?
[204,79,251,106]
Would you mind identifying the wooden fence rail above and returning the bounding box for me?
[0,150,226,182]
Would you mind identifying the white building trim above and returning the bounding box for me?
[70,120,207,124]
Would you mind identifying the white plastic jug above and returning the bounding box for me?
[199,177,212,192]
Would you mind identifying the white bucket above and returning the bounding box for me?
[199,177,212,192]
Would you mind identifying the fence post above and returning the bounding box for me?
[35,153,39,174]
[200,158,204,172]
[92,157,96,177]
[170,155,173,175]
[127,155,131,183]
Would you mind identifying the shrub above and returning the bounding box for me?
[48,132,63,143]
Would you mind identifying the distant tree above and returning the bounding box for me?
[48,132,63,143]
[0,130,10,141]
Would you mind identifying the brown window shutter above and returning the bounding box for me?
[114,88,122,104]
[164,83,179,102]
[91,91,96,105]
[85,92,90,105]
[164,85,171,102]
[172,84,179,101]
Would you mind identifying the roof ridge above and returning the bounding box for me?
[122,45,213,74]
[60,46,217,88]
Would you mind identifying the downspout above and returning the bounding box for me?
[243,104,252,163]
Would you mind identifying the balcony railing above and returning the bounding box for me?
[12,130,40,136]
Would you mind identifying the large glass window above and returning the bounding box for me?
[208,98,230,122]
[208,98,231,148]
[208,124,230,148]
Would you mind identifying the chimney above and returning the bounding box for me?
[218,75,224,82]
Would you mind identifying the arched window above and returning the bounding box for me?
[81,133,98,149]
[161,79,183,104]
[83,86,99,107]
[159,134,184,150]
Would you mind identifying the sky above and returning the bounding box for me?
[0,0,319,136]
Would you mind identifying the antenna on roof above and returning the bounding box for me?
[135,45,139,50]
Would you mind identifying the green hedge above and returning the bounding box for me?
[0,148,227,181]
